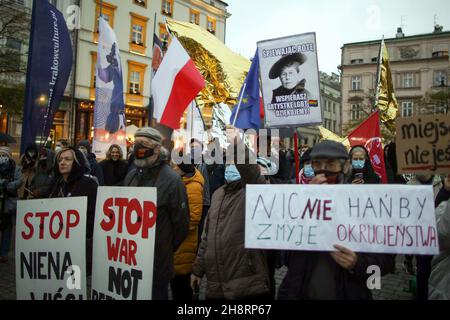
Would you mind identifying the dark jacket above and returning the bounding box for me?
[99,159,128,186]
[76,140,104,186]
[278,172,395,300]
[436,186,450,208]
[46,148,99,239]
[29,148,55,198]
[278,250,395,300]
[207,163,225,197]
[0,160,23,216]
[192,144,271,300]
[123,156,190,300]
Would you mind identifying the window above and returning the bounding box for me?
[403,73,413,88]
[333,120,337,132]
[94,1,116,42]
[130,13,148,54]
[434,70,448,86]
[133,0,146,7]
[159,22,169,43]
[351,104,360,120]
[5,37,21,51]
[161,0,173,17]
[432,51,449,58]
[129,71,140,94]
[401,101,413,117]
[207,17,216,35]
[332,103,336,113]
[190,9,200,25]
[90,52,97,100]
[126,60,148,106]
[371,57,378,63]
[351,76,361,91]
[350,59,364,64]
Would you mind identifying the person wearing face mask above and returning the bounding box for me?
[349,146,381,185]
[298,148,314,185]
[190,126,272,300]
[406,173,443,300]
[0,147,23,263]
[278,140,395,300]
[18,144,39,200]
[169,153,204,301]
[99,144,128,186]
[124,127,189,300]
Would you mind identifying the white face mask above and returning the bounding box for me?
[0,155,9,165]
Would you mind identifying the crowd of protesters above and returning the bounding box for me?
[0,128,449,301]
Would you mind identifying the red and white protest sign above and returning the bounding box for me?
[245,185,439,255]
[91,187,157,300]
[15,198,87,300]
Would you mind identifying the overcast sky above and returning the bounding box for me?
[225,0,450,74]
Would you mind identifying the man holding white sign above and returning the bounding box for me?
[255,140,398,300]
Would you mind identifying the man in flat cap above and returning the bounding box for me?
[124,127,190,300]
[269,52,309,104]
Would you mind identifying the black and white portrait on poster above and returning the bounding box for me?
[258,33,323,128]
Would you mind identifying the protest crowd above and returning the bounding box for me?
[1,126,450,300]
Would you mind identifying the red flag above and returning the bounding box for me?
[348,111,388,183]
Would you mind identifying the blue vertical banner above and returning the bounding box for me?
[93,17,127,159]
[21,0,73,154]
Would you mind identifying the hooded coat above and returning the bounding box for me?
[349,145,381,184]
[0,157,23,217]
[18,144,38,199]
[29,148,55,198]
[192,143,271,300]
[174,169,204,275]
[76,140,104,186]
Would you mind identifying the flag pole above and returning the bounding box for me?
[148,12,157,127]
[232,82,247,127]
[373,36,384,113]
[294,131,300,184]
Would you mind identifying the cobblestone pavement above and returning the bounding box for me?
[1,234,413,300]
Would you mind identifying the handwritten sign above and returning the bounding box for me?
[245,185,439,255]
[91,187,157,300]
[15,198,87,300]
[395,114,450,174]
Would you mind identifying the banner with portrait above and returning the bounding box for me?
[258,33,322,128]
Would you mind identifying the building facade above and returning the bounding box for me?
[340,27,450,135]
[295,71,342,148]
[6,0,230,150]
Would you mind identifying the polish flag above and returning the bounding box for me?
[151,37,205,130]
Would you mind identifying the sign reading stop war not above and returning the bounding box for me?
[15,198,87,300]
[395,114,450,174]
[91,187,157,300]
[245,185,439,255]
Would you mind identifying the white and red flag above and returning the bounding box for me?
[151,36,205,130]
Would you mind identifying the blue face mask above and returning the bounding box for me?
[352,160,365,170]
[225,165,241,183]
[304,164,315,178]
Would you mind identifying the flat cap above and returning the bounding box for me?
[134,127,162,145]
[310,140,349,160]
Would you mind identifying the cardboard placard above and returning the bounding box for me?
[395,114,450,174]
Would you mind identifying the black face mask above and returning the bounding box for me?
[314,170,341,184]
[134,144,155,160]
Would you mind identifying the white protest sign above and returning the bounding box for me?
[15,198,87,300]
[258,33,323,128]
[91,187,157,300]
[246,185,439,255]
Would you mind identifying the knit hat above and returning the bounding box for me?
[135,127,162,145]
[0,146,12,159]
